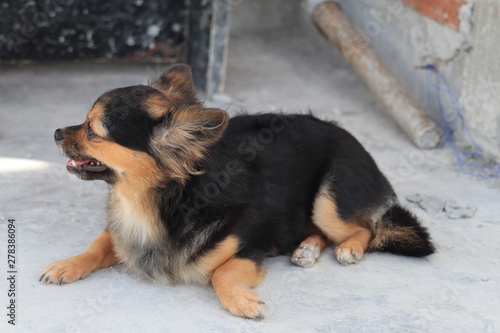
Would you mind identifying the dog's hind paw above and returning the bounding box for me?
[335,244,364,266]
[291,243,320,268]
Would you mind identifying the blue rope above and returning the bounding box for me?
[420,64,500,179]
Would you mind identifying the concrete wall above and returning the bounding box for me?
[229,0,500,160]
[461,0,500,161]
[333,0,469,109]
[334,0,500,160]
[230,0,300,33]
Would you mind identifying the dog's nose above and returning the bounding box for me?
[54,129,64,142]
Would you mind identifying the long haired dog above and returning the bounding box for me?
[41,64,434,320]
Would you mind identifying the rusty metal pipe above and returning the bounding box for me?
[314,1,442,149]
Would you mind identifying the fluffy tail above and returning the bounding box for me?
[368,204,435,257]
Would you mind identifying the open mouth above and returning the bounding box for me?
[66,159,107,172]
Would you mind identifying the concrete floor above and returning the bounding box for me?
[1,28,500,333]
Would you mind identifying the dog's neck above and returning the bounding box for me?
[106,161,168,242]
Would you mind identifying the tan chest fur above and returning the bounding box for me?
[107,189,238,285]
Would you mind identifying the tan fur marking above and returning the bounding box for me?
[302,225,329,250]
[334,228,373,265]
[369,223,423,251]
[312,190,374,264]
[95,142,162,241]
[312,194,366,244]
[299,233,328,252]
[40,230,118,285]
[212,258,266,320]
[172,235,240,284]
[162,76,193,105]
[86,103,109,138]
[145,93,173,119]
[149,65,200,106]
[194,235,240,280]
[171,107,228,146]
[151,107,228,182]
[84,139,161,193]
[291,230,329,268]
[87,102,104,121]
[83,134,165,244]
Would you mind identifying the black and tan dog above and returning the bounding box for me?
[40,64,434,320]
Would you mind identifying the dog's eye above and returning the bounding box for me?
[87,123,98,140]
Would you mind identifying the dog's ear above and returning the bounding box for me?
[151,64,199,105]
[155,108,228,148]
[153,108,228,179]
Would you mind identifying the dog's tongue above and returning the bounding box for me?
[67,159,90,167]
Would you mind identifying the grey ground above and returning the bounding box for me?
[1,28,499,333]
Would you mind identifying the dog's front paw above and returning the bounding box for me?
[219,285,265,321]
[291,243,320,268]
[40,255,96,285]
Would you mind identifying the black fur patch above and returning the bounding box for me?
[151,113,424,264]
[100,86,160,154]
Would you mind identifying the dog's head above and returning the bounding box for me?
[54,64,228,184]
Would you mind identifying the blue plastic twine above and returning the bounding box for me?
[421,64,500,179]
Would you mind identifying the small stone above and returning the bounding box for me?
[444,200,477,219]
[406,193,446,215]
[406,193,478,219]
[405,193,423,204]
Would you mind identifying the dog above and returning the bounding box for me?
[40,64,434,320]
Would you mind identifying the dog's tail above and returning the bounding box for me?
[368,204,435,257]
